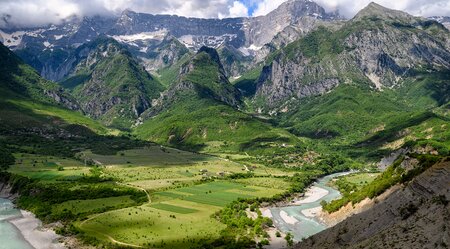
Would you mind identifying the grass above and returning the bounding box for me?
[235,177,291,189]
[79,202,225,248]
[342,173,380,186]
[9,154,90,182]
[151,203,198,214]
[53,196,136,215]
[83,146,210,167]
[78,180,284,248]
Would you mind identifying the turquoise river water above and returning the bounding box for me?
[269,172,349,241]
[0,198,34,249]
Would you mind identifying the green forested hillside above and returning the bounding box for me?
[61,38,165,129]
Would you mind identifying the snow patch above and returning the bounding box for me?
[0,30,25,47]
[238,44,262,56]
[178,34,237,49]
[139,47,148,53]
[111,30,167,44]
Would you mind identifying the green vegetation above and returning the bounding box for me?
[134,96,299,154]
[150,203,198,214]
[233,65,263,97]
[65,38,165,129]
[0,12,448,249]
[79,180,284,248]
[330,172,380,196]
[157,53,191,86]
[285,26,344,61]
[322,154,442,212]
[53,196,136,215]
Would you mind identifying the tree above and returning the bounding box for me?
[285,232,294,247]
[0,146,15,170]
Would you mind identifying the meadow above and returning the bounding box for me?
[7,145,293,248]
[9,153,90,181]
[78,181,285,248]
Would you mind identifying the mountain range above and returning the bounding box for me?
[0,0,448,152]
[0,0,449,248]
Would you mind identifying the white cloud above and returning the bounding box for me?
[227,1,249,18]
[0,0,249,28]
[251,0,450,18]
[252,0,286,17]
[314,0,450,18]
[1,0,450,28]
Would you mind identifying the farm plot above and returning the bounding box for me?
[9,153,89,181]
[53,196,136,215]
[78,180,285,248]
[82,146,210,166]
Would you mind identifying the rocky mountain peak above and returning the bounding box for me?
[121,9,136,16]
[354,2,417,22]
[273,0,335,19]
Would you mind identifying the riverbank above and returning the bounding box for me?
[261,172,351,242]
[1,182,65,249]
[8,209,65,249]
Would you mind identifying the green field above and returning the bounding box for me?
[343,173,380,187]
[9,154,90,181]
[53,196,136,215]
[78,181,284,248]
[83,146,210,166]
[150,203,198,214]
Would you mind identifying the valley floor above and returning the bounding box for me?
[5,145,299,248]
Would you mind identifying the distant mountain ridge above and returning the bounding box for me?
[0,0,341,81]
[428,16,450,30]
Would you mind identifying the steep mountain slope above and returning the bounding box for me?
[0,42,108,136]
[227,3,450,158]
[0,43,79,110]
[297,156,450,249]
[252,3,450,110]
[134,47,298,153]
[61,38,164,129]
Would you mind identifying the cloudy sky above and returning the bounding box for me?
[1,0,450,28]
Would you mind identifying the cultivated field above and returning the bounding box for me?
[9,146,293,248]
[78,180,285,248]
[10,153,90,181]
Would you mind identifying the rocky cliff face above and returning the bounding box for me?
[296,158,450,249]
[244,0,340,48]
[138,36,191,73]
[252,3,450,111]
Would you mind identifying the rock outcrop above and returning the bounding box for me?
[296,158,450,249]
